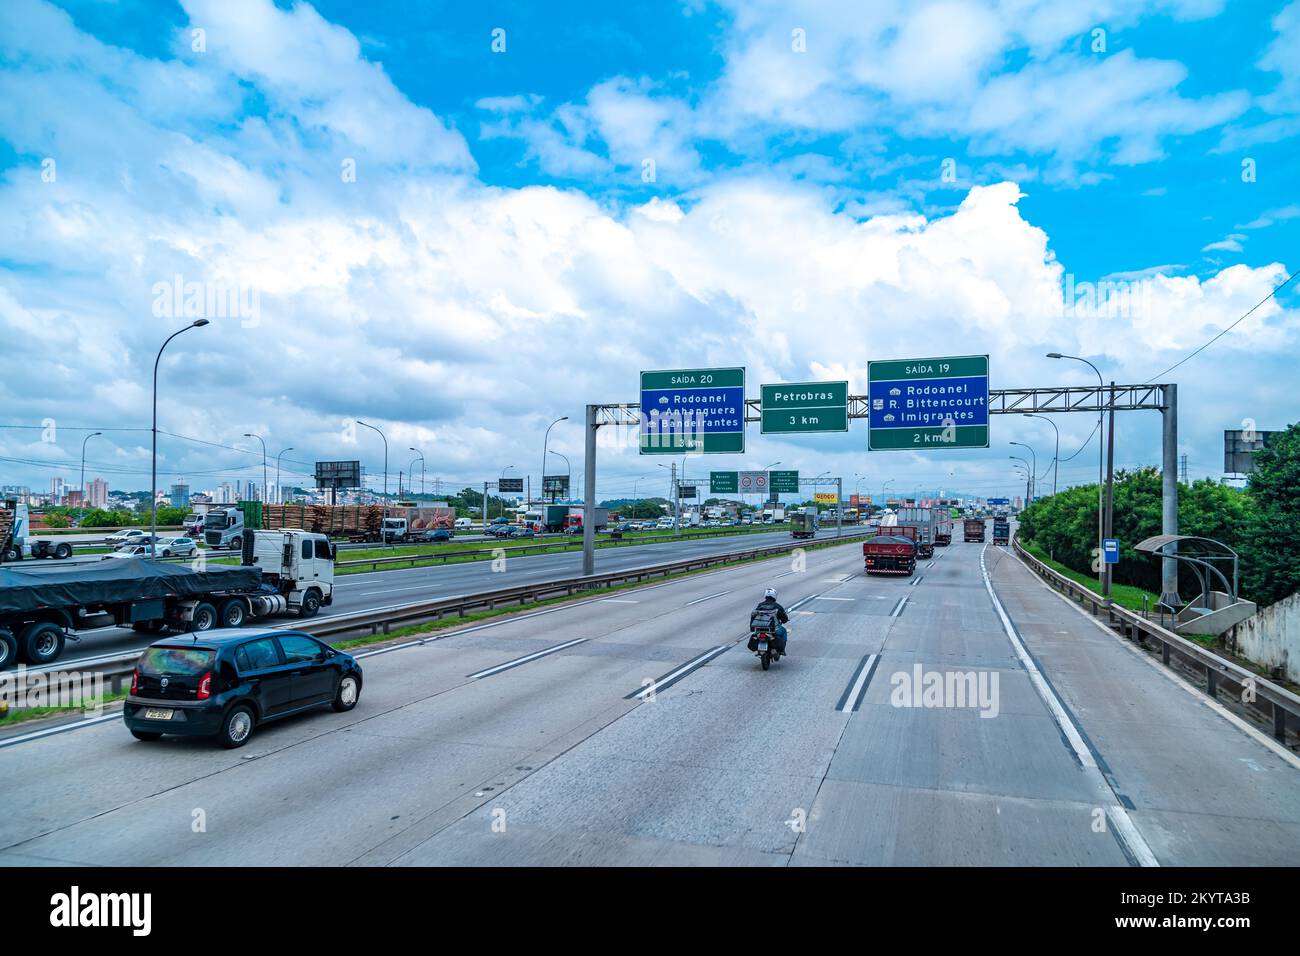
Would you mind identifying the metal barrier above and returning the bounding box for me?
[1013,535,1300,744]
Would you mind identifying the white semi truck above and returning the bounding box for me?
[0,501,75,562]
[0,529,335,668]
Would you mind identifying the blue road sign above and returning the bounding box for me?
[988,497,1010,506]
[639,367,746,454]
[1103,538,1120,564]
[867,355,990,450]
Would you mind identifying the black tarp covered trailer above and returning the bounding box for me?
[0,561,263,616]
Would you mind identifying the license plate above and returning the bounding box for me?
[144,708,174,720]
[757,641,768,651]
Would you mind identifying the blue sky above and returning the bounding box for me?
[0,0,1297,501]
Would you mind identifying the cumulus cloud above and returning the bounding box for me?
[0,0,1294,498]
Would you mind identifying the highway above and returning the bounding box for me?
[43,526,871,666]
[2,536,1296,866]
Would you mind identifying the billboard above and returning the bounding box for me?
[498,477,524,494]
[542,475,570,497]
[1224,429,1279,475]
[814,492,838,505]
[315,460,361,489]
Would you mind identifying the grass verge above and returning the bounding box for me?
[0,688,129,726]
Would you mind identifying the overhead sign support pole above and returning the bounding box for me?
[583,404,598,576]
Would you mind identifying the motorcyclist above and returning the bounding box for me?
[748,587,790,656]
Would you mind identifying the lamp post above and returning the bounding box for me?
[356,420,388,545]
[541,416,568,506]
[1023,413,1059,496]
[152,319,208,554]
[409,447,425,499]
[275,447,294,505]
[1010,456,1031,505]
[80,432,102,513]
[1048,352,1107,594]
[1010,441,1037,504]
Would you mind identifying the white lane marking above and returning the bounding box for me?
[889,596,908,618]
[0,712,121,749]
[684,590,732,607]
[840,654,878,714]
[601,599,640,604]
[632,645,729,700]
[466,638,589,679]
[819,597,854,601]
[1031,564,1300,774]
[359,585,434,596]
[788,593,820,611]
[979,545,1159,868]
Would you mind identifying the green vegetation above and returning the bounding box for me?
[1017,422,1300,610]
[0,688,130,726]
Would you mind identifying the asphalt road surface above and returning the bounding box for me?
[3,536,1297,866]
[45,527,868,666]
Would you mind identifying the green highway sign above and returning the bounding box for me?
[710,471,739,494]
[640,367,746,455]
[760,381,848,434]
[868,355,990,451]
[769,470,800,494]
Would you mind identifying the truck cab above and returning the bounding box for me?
[0,501,74,562]
[243,530,335,615]
[203,507,245,550]
[382,517,409,542]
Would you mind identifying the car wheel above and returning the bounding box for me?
[54,543,72,559]
[131,730,163,742]
[161,550,172,558]
[219,599,247,628]
[19,622,65,666]
[0,628,17,670]
[1,546,19,562]
[230,536,242,551]
[219,705,255,749]
[332,674,360,712]
[189,602,218,632]
[299,589,321,618]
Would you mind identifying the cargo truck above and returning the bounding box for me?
[789,509,818,539]
[863,532,917,576]
[963,518,986,543]
[934,511,953,546]
[992,519,1010,546]
[0,501,74,562]
[893,507,937,559]
[0,529,336,669]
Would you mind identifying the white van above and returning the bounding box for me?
[454,517,472,529]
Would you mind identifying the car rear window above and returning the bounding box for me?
[139,646,215,675]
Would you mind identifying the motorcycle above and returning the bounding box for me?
[750,625,782,671]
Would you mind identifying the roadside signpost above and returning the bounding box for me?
[709,471,739,494]
[640,367,745,454]
[737,471,769,494]
[867,355,989,450]
[1103,538,1120,564]
[760,381,848,434]
[769,470,799,494]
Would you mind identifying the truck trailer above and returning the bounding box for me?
[863,533,917,576]
[892,508,937,559]
[963,518,986,543]
[0,501,75,563]
[992,520,1010,546]
[0,529,336,669]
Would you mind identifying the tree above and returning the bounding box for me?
[1239,423,1300,608]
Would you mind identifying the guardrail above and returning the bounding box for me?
[1012,535,1300,744]
[330,525,870,572]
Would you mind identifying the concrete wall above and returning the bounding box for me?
[1235,591,1300,684]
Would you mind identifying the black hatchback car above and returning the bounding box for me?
[123,629,363,748]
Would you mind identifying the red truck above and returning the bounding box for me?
[963,518,986,543]
[863,531,918,576]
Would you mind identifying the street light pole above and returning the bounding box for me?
[541,416,568,506]
[1023,413,1059,496]
[275,447,294,505]
[409,447,425,500]
[80,431,102,513]
[1010,441,1037,504]
[1011,456,1031,505]
[152,319,208,554]
[356,420,388,545]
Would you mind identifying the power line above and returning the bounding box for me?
[1144,267,1297,383]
